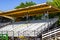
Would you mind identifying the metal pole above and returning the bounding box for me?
[11,31,14,40]
[34,30,36,40]
[26,12,29,27]
[46,11,50,40]
[55,34,57,40]
[18,31,20,40]
[42,13,44,40]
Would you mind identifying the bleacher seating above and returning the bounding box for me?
[0,18,58,37]
[0,22,11,28]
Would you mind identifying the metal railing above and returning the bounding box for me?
[42,27,60,38]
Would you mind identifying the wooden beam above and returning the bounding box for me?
[0,15,14,20]
[0,6,51,16]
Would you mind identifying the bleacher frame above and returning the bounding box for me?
[0,3,60,40]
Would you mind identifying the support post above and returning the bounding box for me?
[55,34,57,40]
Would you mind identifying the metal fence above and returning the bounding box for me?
[42,28,60,40]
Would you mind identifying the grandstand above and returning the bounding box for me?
[0,3,60,40]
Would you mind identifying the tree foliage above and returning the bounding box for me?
[47,0,60,8]
[15,1,36,9]
[47,0,60,26]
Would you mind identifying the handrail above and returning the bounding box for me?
[42,28,60,38]
[43,26,60,34]
[43,18,59,34]
[43,27,60,35]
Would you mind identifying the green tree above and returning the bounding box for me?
[15,1,36,9]
[15,2,25,9]
[47,0,60,26]
[47,0,60,8]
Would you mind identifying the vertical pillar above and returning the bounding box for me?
[47,11,49,31]
[46,11,50,40]
[41,13,44,20]
[26,12,29,27]
[26,14,29,21]
[8,17,15,23]
[45,11,49,19]
[55,34,57,40]
[41,13,45,40]
[12,31,14,40]
[41,11,49,20]
[18,31,20,40]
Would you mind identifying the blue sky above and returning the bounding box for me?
[0,0,46,11]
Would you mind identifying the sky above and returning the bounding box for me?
[0,0,46,11]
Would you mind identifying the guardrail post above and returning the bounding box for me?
[18,31,20,40]
[55,34,57,40]
[11,31,14,40]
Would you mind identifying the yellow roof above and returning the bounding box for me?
[0,3,60,20]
